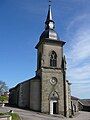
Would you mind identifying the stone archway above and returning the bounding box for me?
[49,91,59,115]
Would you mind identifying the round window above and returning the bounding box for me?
[50,77,57,85]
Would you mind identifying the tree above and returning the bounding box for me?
[0,80,8,95]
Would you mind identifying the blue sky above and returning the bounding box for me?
[0,0,90,99]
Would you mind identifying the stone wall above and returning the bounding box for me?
[30,78,41,111]
[9,85,20,107]
[0,115,12,120]
[43,43,63,68]
[66,80,71,117]
[18,80,30,108]
[41,68,65,115]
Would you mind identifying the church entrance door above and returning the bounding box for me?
[50,100,58,114]
[53,102,58,114]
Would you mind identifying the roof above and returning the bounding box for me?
[40,29,60,41]
[9,76,40,91]
[79,99,90,106]
[71,96,79,100]
[39,4,61,41]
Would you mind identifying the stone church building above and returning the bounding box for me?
[9,4,71,117]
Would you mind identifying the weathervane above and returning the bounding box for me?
[49,0,52,6]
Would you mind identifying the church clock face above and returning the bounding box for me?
[50,77,57,85]
[49,22,54,29]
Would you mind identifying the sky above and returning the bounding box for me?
[0,0,90,99]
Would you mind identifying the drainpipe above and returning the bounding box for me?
[63,69,67,117]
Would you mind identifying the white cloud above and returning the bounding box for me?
[68,65,90,80]
[69,31,90,62]
[66,14,87,32]
[66,14,90,98]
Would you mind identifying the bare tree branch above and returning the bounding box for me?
[0,80,8,95]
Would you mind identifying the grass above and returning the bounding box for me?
[0,112,21,120]
[0,96,9,102]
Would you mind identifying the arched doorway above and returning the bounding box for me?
[50,100,58,114]
[49,91,59,115]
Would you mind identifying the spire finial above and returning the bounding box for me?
[45,0,54,30]
[49,0,51,6]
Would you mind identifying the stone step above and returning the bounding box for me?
[0,115,12,120]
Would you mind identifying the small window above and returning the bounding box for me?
[38,53,41,69]
[50,51,57,67]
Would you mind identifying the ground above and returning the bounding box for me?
[0,106,90,120]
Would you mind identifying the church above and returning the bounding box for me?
[9,3,71,117]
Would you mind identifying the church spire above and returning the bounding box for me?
[39,1,60,41]
[45,1,55,30]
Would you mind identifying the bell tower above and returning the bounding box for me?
[35,2,67,116]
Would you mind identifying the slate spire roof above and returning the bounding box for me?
[45,4,55,30]
[40,3,59,40]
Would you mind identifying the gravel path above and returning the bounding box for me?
[0,106,90,120]
[67,111,90,120]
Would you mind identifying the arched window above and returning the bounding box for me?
[50,51,57,67]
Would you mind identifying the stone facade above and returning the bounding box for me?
[66,80,71,117]
[71,96,79,115]
[18,80,30,108]
[9,78,41,111]
[35,31,68,115]
[40,69,64,114]
[9,85,19,106]
[30,78,41,111]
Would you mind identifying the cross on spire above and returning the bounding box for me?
[49,0,51,6]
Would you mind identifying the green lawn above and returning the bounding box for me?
[0,96,9,102]
[0,112,21,120]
